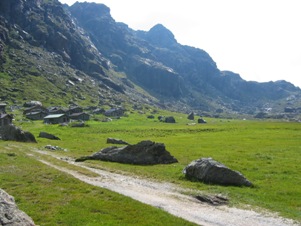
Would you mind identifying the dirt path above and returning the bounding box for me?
[30,150,298,226]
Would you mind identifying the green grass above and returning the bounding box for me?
[1,113,301,224]
[0,144,196,226]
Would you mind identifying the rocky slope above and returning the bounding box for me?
[0,0,155,109]
[0,0,300,117]
[68,2,301,115]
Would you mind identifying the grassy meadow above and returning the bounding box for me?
[1,111,301,225]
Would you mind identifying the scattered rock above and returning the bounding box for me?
[45,145,66,151]
[39,132,60,140]
[76,140,178,165]
[197,118,207,124]
[92,108,105,114]
[0,125,36,143]
[107,137,129,145]
[187,123,196,126]
[195,194,229,206]
[183,157,253,187]
[0,188,36,226]
[102,117,112,122]
[164,116,176,123]
[104,108,125,117]
[147,115,155,119]
[187,112,194,120]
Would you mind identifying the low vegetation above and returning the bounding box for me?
[1,111,300,225]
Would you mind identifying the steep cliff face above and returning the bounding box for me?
[69,3,186,98]
[0,0,108,76]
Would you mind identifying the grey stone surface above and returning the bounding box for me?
[0,189,35,226]
[183,157,253,187]
[76,140,178,165]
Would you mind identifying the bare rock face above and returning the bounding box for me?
[76,140,178,165]
[0,189,36,226]
[183,157,253,187]
[0,125,36,143]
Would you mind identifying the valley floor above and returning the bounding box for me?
[28,149,298,226]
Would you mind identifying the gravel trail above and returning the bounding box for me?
[31,150,298,226]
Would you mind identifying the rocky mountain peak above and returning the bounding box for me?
[146,23,177,47]
[70,2,112,22]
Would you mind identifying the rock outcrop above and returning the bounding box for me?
[0,189,36,226]
[0,125,36,143]
[76,140,178,165]
[183,157,253,187]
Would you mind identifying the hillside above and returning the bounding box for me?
[0,0,301,118]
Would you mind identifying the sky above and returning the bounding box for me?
[59,0,301,88]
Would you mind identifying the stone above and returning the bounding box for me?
[0,189,36,226]
[39,132,60,140]
[183,157,253,187]
[76,140,178,165]
[195,194,229,206]
[198,118,207,124]
[164,116,176,123]
[0,125,36,143]
[107,137,129,145]
[45,145,66,151]
[187,112,194,120]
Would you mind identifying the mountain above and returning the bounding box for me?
[0,0,300,117]
[68,2,301,114]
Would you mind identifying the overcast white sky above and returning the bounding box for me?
[59,0,301,88]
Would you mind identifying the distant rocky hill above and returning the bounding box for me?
[0,0,300,118]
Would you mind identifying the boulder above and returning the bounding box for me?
[183,157,253,187]
[76,140,178,165]
[0,125,36,143]
[39,132,60,140]
[107,137,129,145]
[198,118,207,124]
[187,112,194,120]
[0,189,36,226]
[164,116,176,123]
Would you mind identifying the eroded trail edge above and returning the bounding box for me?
[30,150,297,226]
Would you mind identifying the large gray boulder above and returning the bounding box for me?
[76,140,178,165]
[183,158,253,187]
[0,125,36,143]
[0,189,36,226]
